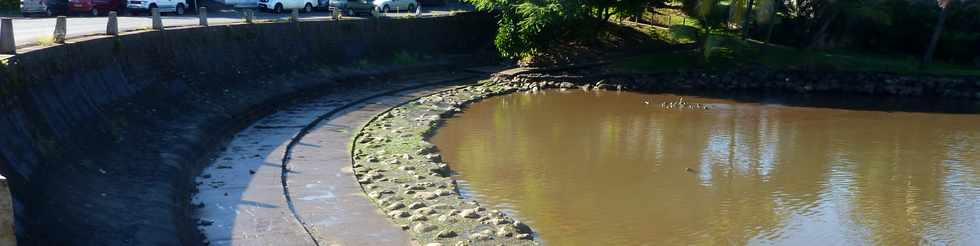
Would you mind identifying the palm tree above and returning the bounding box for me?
[922,0,953,66]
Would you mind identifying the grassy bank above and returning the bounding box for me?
[613,43,980,76]
[609,24,980,77]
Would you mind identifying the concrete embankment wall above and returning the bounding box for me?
[0,13,496,245]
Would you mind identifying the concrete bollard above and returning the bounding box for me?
[415,5,421,17]
[290,8,299,22]
[107,11,119,35]
[243,9,254,24]
[0,175,13,246]
[54,16,67,43]
[0,18,13,54]
[151,8,163,30]
[199,7,208,26]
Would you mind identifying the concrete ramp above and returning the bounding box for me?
[194,73,475,245]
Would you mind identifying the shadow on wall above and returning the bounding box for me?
[0,12,497,245]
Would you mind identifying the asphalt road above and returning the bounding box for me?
[9,4,471,47]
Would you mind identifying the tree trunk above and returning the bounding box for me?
[741,0,755,39]
[922,6,949,66]
[764,0,778,43]
[808,9,838,50]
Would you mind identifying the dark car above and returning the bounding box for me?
[326,0,374,16]
[21,0,70,16]
[417,0,444,6]
[68,0,124,16]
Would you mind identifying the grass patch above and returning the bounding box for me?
[36,35,56,46]
[613,8,980,76]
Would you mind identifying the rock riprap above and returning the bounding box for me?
[352,81,542,245]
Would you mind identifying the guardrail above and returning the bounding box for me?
[0,5,442,55]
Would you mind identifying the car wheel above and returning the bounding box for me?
[407,3,414,11]
[274,3,283,14]
[304,3,312,13]
[91,8,99,16]
[347,9,354,16]
[176,3,185,15]
[149,4,157,14]
[382,5,389,13]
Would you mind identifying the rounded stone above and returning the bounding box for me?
[434,189,452,196]
[387,210,410,218]
[386,202,405,210]
[412,223,438,233]
[408,202,427,209]
[416,207,437,215]
[469,232,491,241]
[436,230,458,238]
[437,214,457,223]
[496,226,516,237]
[409,214,428,221]
[460,209,481,219]
[414,192,439,200]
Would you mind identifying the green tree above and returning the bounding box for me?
[466,0,661,59]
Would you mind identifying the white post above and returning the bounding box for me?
[151,8,163,30]
[0,18,14,54]
[199,7,208,26]
[54,16,67,43]
[243,9,254,24]
[0,175,13,246]
[107,11,119,35]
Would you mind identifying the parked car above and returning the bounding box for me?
[372,0,416,13]
[325,0,373,16]
[21,0,70,16]
[416,0,444,6]
[259,0,316,13]
[126,0,187,15]
[69,0,124,16]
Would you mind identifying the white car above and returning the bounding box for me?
[259,0,316,13]
[373,0,416,13]
[127,0,187,15]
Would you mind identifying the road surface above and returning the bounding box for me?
[9,4,472,48]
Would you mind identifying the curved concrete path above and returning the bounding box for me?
[192,72,475,246]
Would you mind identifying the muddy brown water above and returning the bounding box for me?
[430,89,980,245]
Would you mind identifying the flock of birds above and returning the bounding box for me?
[644,97,711,110]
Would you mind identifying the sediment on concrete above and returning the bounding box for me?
[0,13,496,245]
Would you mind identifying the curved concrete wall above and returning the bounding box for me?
[0,13,496,245]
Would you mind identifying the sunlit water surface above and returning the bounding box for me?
[431,90,980,245]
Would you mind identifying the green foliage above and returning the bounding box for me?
[0,0,18,11]
[669,24,701,42]
[466,0,663,59]
[392,50,420,65]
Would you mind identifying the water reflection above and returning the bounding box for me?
[430,90,980,245]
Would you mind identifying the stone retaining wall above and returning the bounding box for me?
[0,13,496,245]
